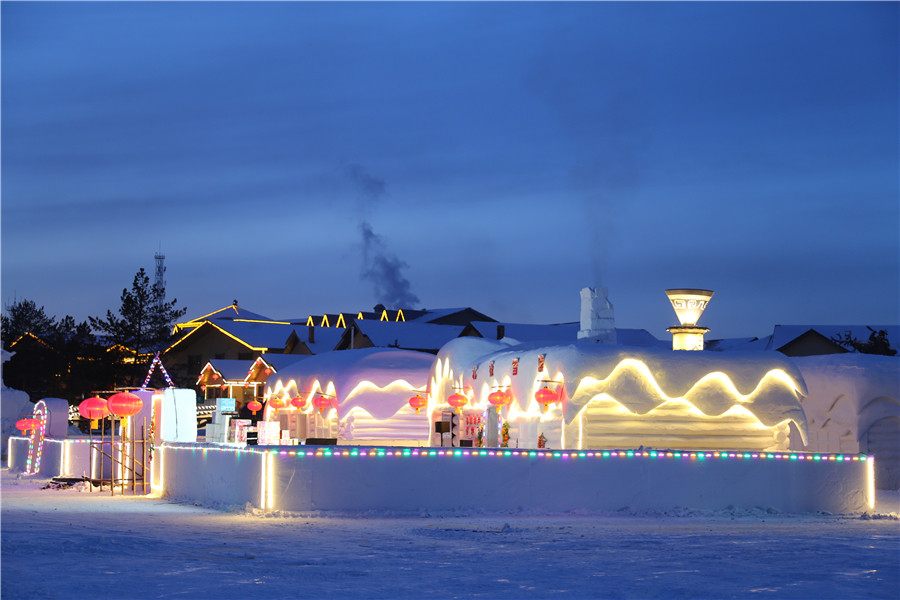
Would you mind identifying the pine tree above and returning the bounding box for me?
[90,268,188,357]
[1,298,57,349]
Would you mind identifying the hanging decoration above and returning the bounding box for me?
[107,391,143,418]
[488,390,511,407]
[408,394,427,414]
[291,396,307,409]
[538,354,545,373]
[247,400,263,415]
[140,352,175,390]
[512,358,519,376]
[472,365,478,379]
[313,394,334,414]
[534,386,558,412]
[447,392,468,413]
[489,361,494,376]
[15,418,37,435]
[501,421,510,448]
[268,397,286,411]
[78,396,109,429]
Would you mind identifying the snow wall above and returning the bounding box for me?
[8,437,92,477]
[158,443,874,514]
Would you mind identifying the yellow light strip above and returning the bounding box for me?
[233,319,291,325]
[574,360,803,407]
[344,379,419,401]
[867,457,875,510]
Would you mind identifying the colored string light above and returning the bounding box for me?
[141,352,175,389]
[159,442,868,463]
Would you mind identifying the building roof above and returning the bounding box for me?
[211,320,297,351]
[288,326,345,354]
[199,359,254,382]
[174,303,275,333]
[166,320,296,355]
[410,307,497,325]
[465,321,666,349]
[343,320,466,352]
[258,353,309,372]
[767,325,899,353]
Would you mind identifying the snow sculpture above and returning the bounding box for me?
[264,348,434,445]
[432,337,808,452]
[577,287,616,344]
[790,354,899,489]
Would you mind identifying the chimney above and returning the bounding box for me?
[308,324,315,345]
[665,289,713,350]
[497,325,505,340]
[577,287,616,344]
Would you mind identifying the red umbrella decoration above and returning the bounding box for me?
[290,396,307,409]
[408,394,427,414]
[247,400,263,415]
[488,390,511,407]
[79,396,110,429]
[313,394,333,414]
[447,392,468,413]
[534,386,559,412]
[107,391,143,418]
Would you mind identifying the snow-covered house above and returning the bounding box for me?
[263,348,434,445]
[164,319,306,386]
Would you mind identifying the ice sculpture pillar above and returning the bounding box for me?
[578,287,617,344]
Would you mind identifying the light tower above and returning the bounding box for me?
[154,250,166,307]
[665,289,714,350]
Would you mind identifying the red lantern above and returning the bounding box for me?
[107,391,143,417]
[268,397,285,411]
[408,394,427,414]
[247,400,263,415]
[15,418,35,434]
[488,390,511,407]
[313,394,333,414]
[79,396,109,429]
[447,393,468,413]
[534,387,558,412]
[291,396,307,409]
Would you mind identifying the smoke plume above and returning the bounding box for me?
[345,163,420,309]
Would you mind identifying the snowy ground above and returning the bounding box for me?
[2,469,898,600]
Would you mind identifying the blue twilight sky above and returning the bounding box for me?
[2,1,898,341]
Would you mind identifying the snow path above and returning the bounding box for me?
[2,470,898,599]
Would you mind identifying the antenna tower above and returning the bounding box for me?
[154,250,166,307]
